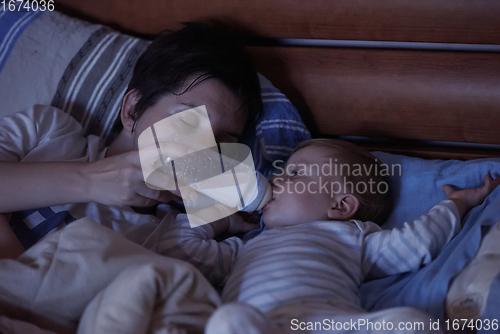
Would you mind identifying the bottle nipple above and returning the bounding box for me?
[239,171,273,212]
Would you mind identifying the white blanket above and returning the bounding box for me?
[0,218,221,334]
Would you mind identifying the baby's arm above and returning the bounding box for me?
[157,214,248,286]
[442,174,500,222]
[363,175,499,279]
[203,212,260,238]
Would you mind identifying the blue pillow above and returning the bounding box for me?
[243,74,311,177]
[361,152,500,324]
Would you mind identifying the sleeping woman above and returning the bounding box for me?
[0,23,263,259]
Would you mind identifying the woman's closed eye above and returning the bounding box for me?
[179,111,199,128]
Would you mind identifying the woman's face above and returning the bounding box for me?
[131,77,247,149]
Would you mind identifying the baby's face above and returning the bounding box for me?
[262,145,344,229]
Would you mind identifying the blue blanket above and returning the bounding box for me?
[362,152,500,332]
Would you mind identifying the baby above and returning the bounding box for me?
[159,138,499,334]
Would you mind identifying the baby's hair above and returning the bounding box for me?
[291,139,393,225]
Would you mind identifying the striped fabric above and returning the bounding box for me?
[159,200,460,321]
[10,205,76,249]
[50,27,150,142]
[0,8,43,73]
[243,84,311,177]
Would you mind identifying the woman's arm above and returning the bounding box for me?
[0,161,89,213]
[0,151,177,213]
[0,106,175,213]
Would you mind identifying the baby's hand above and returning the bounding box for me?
[442,174,500,220]
[208,212,260,238]
[226,212,261,235]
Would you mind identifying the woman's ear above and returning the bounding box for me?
[327,194,360,221]
[120,90,141,132]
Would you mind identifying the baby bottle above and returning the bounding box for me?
[146,143,273,213]
[238,170,273,212]
[173,147,273,213]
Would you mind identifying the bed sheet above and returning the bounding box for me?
[0,217,220,334]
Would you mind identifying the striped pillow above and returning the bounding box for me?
[50,27,149,142]
[0,9,310,176]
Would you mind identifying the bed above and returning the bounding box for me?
[1,1,500,333]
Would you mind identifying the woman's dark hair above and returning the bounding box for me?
[122,22,262,134]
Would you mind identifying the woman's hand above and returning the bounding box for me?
[81,150,181,207]
[0,154,184,212]
[442,174,500,220]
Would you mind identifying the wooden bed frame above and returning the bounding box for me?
[57,0,500,160]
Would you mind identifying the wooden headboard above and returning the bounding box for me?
[57,0,500,160]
